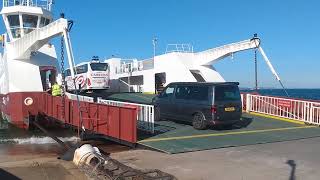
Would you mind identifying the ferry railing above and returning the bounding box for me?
[312,106,320,125]
[40,93,138,144]
[197,39,252,56]
[3,0,53,11]
[97,98,155,133]
[244,94,320,126]
[116,58,154,74]
[165,43,193,54]
[65,92,94,103]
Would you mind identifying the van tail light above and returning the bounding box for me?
[211,105,217,114]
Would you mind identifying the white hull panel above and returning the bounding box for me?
[106,53,226,93]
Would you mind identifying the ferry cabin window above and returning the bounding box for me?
[40,17,51,27]
[90,63,108,71]
[76,64,88,74]
[22,15,38,34]
[45,19,50,25]
[190,70,206,82]
[7,15,21,38]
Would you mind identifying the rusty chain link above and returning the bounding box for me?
[61,36,66,119]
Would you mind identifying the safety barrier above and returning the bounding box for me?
[40,93,138,144]
[97,98,155,133]
[244,94,320,125]
[65,93,94,103]
[3,0,53,11]
[312,106,320,125]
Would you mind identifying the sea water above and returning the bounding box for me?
[242,89,320,101]
[0,118,78,145]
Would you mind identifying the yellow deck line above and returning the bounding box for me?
[139,126,315,143]
[249,112,305,125]
[142,92,155,95]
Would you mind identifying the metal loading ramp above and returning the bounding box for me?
[138,114,320,154]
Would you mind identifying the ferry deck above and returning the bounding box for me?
[85,92,320,154]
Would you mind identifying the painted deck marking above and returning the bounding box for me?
[139,126,315,143]
[249,112,306,125]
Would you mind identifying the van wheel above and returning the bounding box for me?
[192,113,207,130]
[155,106,161,121]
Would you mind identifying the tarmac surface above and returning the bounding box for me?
[0,140,132,180]
[0,120,132,180]
[112,136,320,180]
[1,134,320,179]
[0,144,88,180]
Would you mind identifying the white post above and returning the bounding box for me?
[246,94,251,113]
[310,103,314,124]
[303,102,307,122]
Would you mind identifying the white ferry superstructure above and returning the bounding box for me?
[105,35,283,94]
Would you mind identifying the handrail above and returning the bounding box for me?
[98,98,155,133]
[3,0,53,11]
[65,92,94,103]
[116,58,153,74]
[194,39,258,65]
[244,93,320,125]
[166,43,193,53]
[249,94,320,106]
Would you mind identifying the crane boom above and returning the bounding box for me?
[193,35,289,96]
[194,38,260,66]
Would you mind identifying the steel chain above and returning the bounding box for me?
[61,37,66,119]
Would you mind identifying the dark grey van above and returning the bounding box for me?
[153,82,242,130]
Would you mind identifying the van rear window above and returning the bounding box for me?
[215,86,240,101]
[175,86,209,101]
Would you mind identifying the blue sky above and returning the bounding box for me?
[3,0,320,88]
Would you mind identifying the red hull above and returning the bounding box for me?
[0,92,42,129]
[0,92,138,144]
